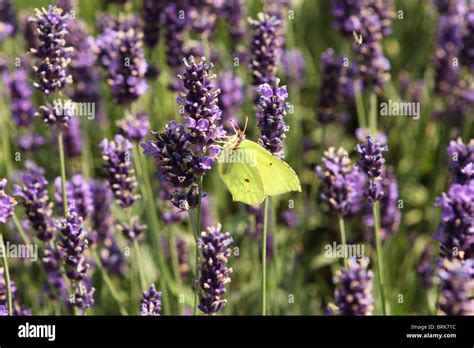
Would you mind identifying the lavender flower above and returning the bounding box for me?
[438,258,474,315]
[13,164,55,241]
[163,3,187,72]
[42,246,68,301]
[97,26,148,105]
[17,133,46,153]
[2,67,36,127]
[446,137,473,184]
[141,0,164,49]
[354,40,391,93]
[334,257,374,316]
[189,0,218,36]
[461,2,474,70]
[117,215,146,242]
[0,267,32,316]
[54,174,93,219]
[198,224,233,315]
[256,82,290,158]
[57,210,89,281]
[0,179,16,223]
[220,0,246,42]
[117,112,150,142]
[315,147,365,216]
[354,135,388,203]
[434,182,474,260]
[36,103,72,126]
[29,5,73,96]
[362,167,400,241]
[216,71,244,131]
[281,209,298,229]
[317,48,355,124]
[177,56,225,153]
[100,135,139,209]
[248,13,281,86]
[280,48,305,86]
[0,0,17,42]
[140,283,162,315]
[72,281,95,311]
[142,121,202,210]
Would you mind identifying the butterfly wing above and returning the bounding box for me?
[218,144,266,206]
[240,140,301,197]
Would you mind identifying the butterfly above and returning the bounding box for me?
[217,124,301,206]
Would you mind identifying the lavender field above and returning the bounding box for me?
[0,0,472,317]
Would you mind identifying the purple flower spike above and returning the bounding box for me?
[434,182,474,260]
[100,135,139,209]
[163,3,187,72]
[461,3,474,71]
[220,0,246,41]
[315,147,365,216]
[56,210,90,282]
[0,0,17,42]
[140,283,162,316]
[256,81,290,158]
[37,103,72,126]
[0,179,16,224]
[198,224,233,315]
[54,174,93,219]
[438,258,474,315]
[3,67,36,128]
[248,12,281,87]
[334,258,374,316]
[118,216,146,242]
[29,5,73,96]
[355,135,388,203]
[177,56,225,150]
[142,121,202,210]
[13,164,55,241]
[141,0,164,49]
[446,138,474,184]
[217,71,244,131]
[117,112,150,142]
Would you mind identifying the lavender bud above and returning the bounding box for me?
[140,283,162,316]
[0,179,16,224]
[117,112,150,142]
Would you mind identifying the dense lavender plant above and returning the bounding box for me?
[13,164,55,241]
[2,66,36,127]
[198,224,233,315]
[100,135,139,209]
[334,257,374,316]
[248,13,281,87]
[140,283,162,315]
[54,174,93,219]
[315,147,365,216]
[317,48,355,124]
[438,258,474,315]
[256,82,290,158]
[354,135,388,203]
[117,112,150,142]
[0,179,16,223]
[446,137,473,184]
[29,5,73,96]
[216,71,244,130]
[434,181,474,260]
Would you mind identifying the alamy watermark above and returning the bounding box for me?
[324,242,365,259]
[380,99,420,120]
[218,147,256,167]
[53,99,96,120]
[0,242,38,261]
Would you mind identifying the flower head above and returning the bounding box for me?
[117,112,150,142]
[438,258,474,315]
[256,81,290,158]
[198,224,233,315]
[334,257,374,316]
[0,179,16,224]
[54,174,93,219]
[140,283,162,316]
[446,137,473,184]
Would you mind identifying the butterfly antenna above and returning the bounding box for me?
[242,117,248,134]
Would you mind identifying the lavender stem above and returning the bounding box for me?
[338,215,348,267]
[373,201,388,315]
[262,196,269,315]
[0,232,12,315]
[58,127,68,218]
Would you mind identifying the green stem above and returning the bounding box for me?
[92,250,128,315]
[369,93,378,136]
[261,196,269,316]
[338,215,348,268]
[373,201,388,315]
[0,231,12,315]
[133,239,147,291]
[58,126,68,217]
[354,86,367,129]
[132,143,171,314]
